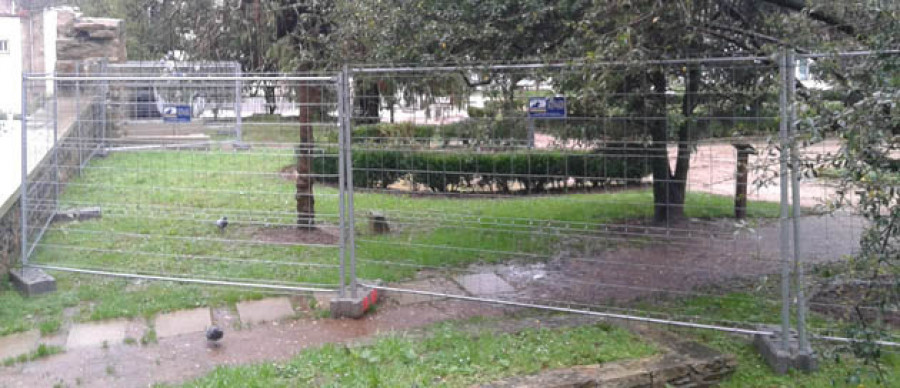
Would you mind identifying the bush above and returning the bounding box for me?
[312,142,651,192]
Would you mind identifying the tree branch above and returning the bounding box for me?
[703,22,810,53]
[760,0,857,37]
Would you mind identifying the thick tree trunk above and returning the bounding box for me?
[647,69,676,223]
[296,85,320,228]
[649,65,700,223]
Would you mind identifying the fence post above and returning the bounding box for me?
[234,64,243,144]
[733,143,756,219]
[787,51,811,354]
[343,65,358,299]
[20,75,29,266]
[101,58,108,149]
[337,68,348,298]
[52,72,59,211]
[777,49,793,352]
[527,118,535,149]
[75,62,82,174]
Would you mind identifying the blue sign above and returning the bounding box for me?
[162,105,191,122]
[528,97,566,118]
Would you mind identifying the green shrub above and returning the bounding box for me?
[467,106,488,118]
[311,142,651,192]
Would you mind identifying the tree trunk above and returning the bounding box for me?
[296,85,319,228]
[356,81,381,124]
[649,65,700,223]
[264,85,277,115]
[647,70,675,223]
[502,75,522,112]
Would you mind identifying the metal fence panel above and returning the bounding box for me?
[16,53,898,348]
[21,71,343,293]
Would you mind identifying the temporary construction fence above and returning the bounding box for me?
[16,51,900,352]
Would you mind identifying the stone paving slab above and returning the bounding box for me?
[236,297,295,325]
[0,330,40,360]
[66,320,128,349]
[453,272,515,297]
[391,278,467,305]
[154,308,212,338]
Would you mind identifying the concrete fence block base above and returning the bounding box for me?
[9,267,57,297]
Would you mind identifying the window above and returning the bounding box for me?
[0,40,8,54]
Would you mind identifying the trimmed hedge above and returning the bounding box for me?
[311,143,651,192]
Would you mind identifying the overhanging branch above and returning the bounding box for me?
[760,0,857,37]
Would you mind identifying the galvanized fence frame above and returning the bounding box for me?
[20,72,344,294]
[17,51,900,349]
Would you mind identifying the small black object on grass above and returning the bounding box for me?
[206,326,224,347]
[216,216,228,233]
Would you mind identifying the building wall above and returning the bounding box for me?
[0,16,22,115]
[20,7,43,76]
[0,0,14,15]
[0,95,106,274]
[42,9,55,94]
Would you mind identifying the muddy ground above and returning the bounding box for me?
[0,301,510,388]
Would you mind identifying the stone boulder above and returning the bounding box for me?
[55,10,126,65]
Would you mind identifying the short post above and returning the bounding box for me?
[527,118,535,149]
[733,143,756,219]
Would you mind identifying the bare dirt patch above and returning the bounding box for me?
[474,214,865,306]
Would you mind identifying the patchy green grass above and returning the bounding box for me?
[0,274,264,337]
[0,149,778,336]
[693,330,900,387]
[178,322,655,387]
[1,344,63,367]
[638,282,900,387]
[141,328,158,345]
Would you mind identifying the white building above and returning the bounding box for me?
[0,0,59,117]
[0,1,23,116]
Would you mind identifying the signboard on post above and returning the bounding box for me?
[162,105,191,123]
[527,96,566,118]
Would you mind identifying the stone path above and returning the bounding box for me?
[235,297,295,325]
[0,295,308,365]
[0,295,507,388]
[154,308,211,338]
[66,320,128,349]
[0,330,40,361]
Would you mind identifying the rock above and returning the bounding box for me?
[56,10,77,34]
[9,268,57,297]
[88,30,118,40]
[54,10,126,66]
[71,19,121,34]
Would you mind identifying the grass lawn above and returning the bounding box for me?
[705,330,900,387]
[2,149,779,337]
[172,314,899,387]
[0,147,891,385]
[176,322,657,387]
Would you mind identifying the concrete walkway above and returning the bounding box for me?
[0,294,506,387]
[0,296,301,365]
